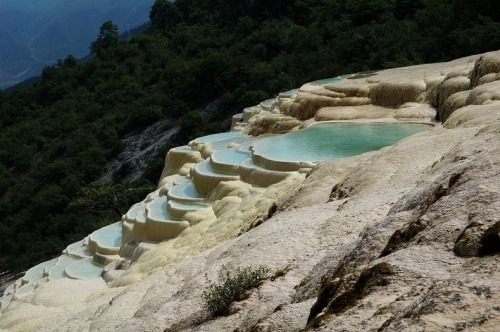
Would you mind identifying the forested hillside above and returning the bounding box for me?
[0,0,499,273]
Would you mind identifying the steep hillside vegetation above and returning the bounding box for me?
[0,0,499,275]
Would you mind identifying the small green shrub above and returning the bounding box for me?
[202,265,269,316]
[273,266,291,279]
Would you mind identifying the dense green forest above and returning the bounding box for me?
[0,0,499,273]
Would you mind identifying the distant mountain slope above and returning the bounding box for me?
[0,0,155,89]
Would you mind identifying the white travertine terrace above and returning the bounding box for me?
[1,50,499,331]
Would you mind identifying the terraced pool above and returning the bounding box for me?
[252,122,430,163]
[193,131,244,144]
[309,77,342,85]
[90,222,122,249]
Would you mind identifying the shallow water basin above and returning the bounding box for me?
[48,255,80,280]
[260,98,276,110]
[252,122,430,163]
[192,131,244,144]
[167,182,205,202]
[167,201,210,219]
[125,203,143,222]
[211,149,252,166]
[65,258,104,280]
[22,259,57,281]
[309,77,342,85]
[208,136,256,151]
[90,222,122,249]
[279,88,299,98]
[147,196,175,221]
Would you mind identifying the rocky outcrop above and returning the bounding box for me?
[279,82,372,120]
[436,73,470,121]
[308,118,499,330]
[435,53,500,122]
[244,113,302,136]
[98,119,180,183]
[369,81,426,107]
[470,53,500,88]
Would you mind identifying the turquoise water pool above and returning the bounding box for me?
[174,177,191,185]
[309,77,342,85]
[147,196,175,220]
[168,182,204,201]
[23,259,57,280]
[171,146,194,152]
[260,98,276,108]
[252,122,430,163]
[136,205,147,223]
[193,131,244,144]
[168,200,208,210]
[211,149,252,165]
[65,240,91,258]
[279,89,299,98]
[167,201,209,219]
[125,204,143,221]
[65,258,104,280]
[48,255,80,280]
[91,222,122,248]
[195,159,238,176]
[208,136,256,151]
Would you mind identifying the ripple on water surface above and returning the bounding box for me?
[252,122,430,163]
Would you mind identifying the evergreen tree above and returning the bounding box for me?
[90,21,120,58]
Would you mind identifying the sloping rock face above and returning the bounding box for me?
[307,124,499,331]
[98,119,179,183]
[1,51,499,331]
